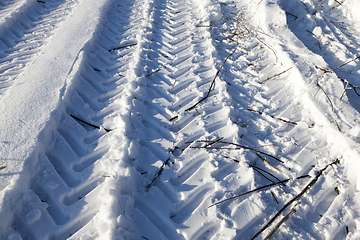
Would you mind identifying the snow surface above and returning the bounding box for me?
[0,0,360,239]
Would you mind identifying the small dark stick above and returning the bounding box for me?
[191,140,284,163]
[270,191,279,204]
[247,108,297,125]
[70,114,112,132]
[333,56,360,71]
[316,81,334,112]
[306,30,322,49]
[203,137,224,148]
[260,67,293,84]
[250,163,285,187]
[108,43,137,52]
[145,158,172,191]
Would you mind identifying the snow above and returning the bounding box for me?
[0,0,360,239]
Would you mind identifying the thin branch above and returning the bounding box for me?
[340,80,349,99]
[255,152,282,173]
[313,0,326,14]
[145,158,172,191]
[250,159,340,240]
[339,77,360,98]
[260,67,293,84]
[285,12,298,20]
[108,43,137,52]
[316,81,334,112]
[247,108,297,125]
[331,120,341,132]
[270,191,279,204]
[306,30,322,49]
[146,68,160,77]
[191,140,284,163]
[208,175,310,208]
[185,42,239,112]
[250,163,285,187]
[204,137,224,148]
[70,114,112,132]
[169,116,178,121]
[333,56,360,71]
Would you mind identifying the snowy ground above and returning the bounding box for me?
[0,0,360,239]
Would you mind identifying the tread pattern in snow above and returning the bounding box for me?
[0,0,77,100]
[1,0,360,239]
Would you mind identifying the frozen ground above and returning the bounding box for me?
[0,0,360,239]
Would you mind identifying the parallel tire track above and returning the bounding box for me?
[2,0,360,239]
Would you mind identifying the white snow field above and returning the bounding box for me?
[0,0,360,239]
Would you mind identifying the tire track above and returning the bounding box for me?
[0,0,143,239]
[108,0,231,238]
[0,0,77,100]
[207,1,359,239]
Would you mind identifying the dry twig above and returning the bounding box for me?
[333,56,360,72]
[339,77,360,98]
[247,108,297,125]
[208,175,309,208]
[250,159,340,240]
[313,0,327,14]
[316,82,334,111]
[108,43,137,52]
[306,30,322,49]
[185,43,239,112]
[192,140,283,163]
[145,158,172,190]
[260,67,293,84]
[331,120,341,132]
[70,114,112,132]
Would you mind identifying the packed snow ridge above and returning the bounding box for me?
[0,0,360,239]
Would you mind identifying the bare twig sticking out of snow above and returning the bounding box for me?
[332,55,360,72]
[191,140,284,163]
[316,81,334,112]
[247,108,297,125]
[339,77,360,98]
[145,158,172,191]
[185,42,239,112]
[332,0,345,9]
[255,152,282,173]
[0,165,6,171]
[340,80,350,100]
[250,162,284,186]
[70,114,112,132]
[260,67,293,84]
[313,0,327,14]
[306,29,322,49]
[270,191,279,204]
[208,175,310,208]
[331,120,341,132]
[250,159,340,240]
[108,43,137,52]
